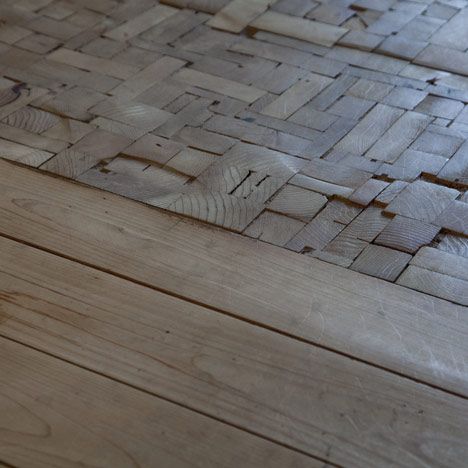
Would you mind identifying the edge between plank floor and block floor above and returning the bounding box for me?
[0,159,467,398]
[0,218,468,467]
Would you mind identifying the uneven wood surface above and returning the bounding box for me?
[0,161,468,467]
[0,160,467,401]
[1,0,467,305]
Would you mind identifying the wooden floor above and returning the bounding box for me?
[1,1,468,466]
[1,159,468,467]
[0,0,468,306]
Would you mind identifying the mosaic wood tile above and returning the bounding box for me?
[2,0,468,303]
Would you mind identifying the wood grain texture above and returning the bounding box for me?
[1,236,468,467]
[207,0,273,33]
[251,11,348,47]
[0,160,467,398]
[0,338,316,468]
[173,68,267,103]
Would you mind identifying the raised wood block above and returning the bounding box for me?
[251,11,348,47]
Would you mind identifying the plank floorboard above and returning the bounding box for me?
[1,236,468,466]
[0,337,318,468]
[0,160,466,399]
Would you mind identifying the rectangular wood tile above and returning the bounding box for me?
[251,11,348,47]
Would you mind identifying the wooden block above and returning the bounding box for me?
[160,0,229,14]
[203,114,311,156]
[175,126,236,154]
[323,231,368,260]
[393,149,448,176]
[437,140,468,184]
[335,104,404,156]
[89,99,173,131]
[351,244,411,281]
[415,45,468,77]
[365,111,432,163]
[110,56,186,100]
[173,68,266,103]
[327,95,374,120]
[260,73,333,119]
[207,0,273,33]
[40,129,132,179]
[104,4,178,41]
[244,210,306,246]
[430,8,468,51]
[166,148,216,176]
[3,106,59,134]
[341,206,390,242]
[251,11,348,47]
[286,200,361,251]
[415,95,464,120]
[168,190,264,231]
[78,159,186,208]
[217,142,306,178]
[42,118,95,144]
[47,48,139,80]
[397,265,468,306]
[346,77,394,101]
[290,173,353,197]
[90,117,148,140]
[0,122,67,153]
[268,185,327,221]
[375,215,440,253]
[123,134,184,165]
[411,247,468,282]
[0,137,52,167]
[411,130,463,157]
[301,158,372,189]
[438,233,468,259]
[434,200,468,236]
[382,87,427,110]
[385,180,459,223]
[231,172,285,203]
[348,178,389,206]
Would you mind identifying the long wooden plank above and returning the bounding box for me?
[1,237,468,466]
[0,160,467,398]
[0,337,316,468]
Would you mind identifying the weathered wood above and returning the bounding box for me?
[0,161,467,398]
[1,236,468,466]
[0,338,316,468]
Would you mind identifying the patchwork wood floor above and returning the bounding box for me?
[0,0,468,307]
[1,159,468,467]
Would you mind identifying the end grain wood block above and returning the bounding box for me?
[351,244,411,281]
[397,265,468,306]
[411,247,468,283]
[385,180,459,224]
[47,48,139,80]
[251,11,348,47]
[173,68,266,103]
[207,0,274,33]
[244,210,306,246]
[268,184,327,221]
[434,200,468,236]
[89,99,173,131]
[168,190,264,231]
[40,129,132,179]
[104,4,179,41]
[375,215,440,253]
[260,73,333,119]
